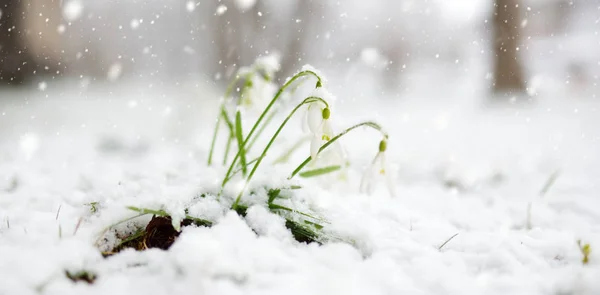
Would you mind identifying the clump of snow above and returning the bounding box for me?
[296,64,328,86]
[244,205,292,242]
[62,0,83,22]
[310,85,337,105]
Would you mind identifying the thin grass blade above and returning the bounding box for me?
[299,165,341,178]
[235,110,248,176]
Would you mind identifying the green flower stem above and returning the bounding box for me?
[224,157,259,184]
[246,110,277,152]
[207,76,240,166]
[234,110,248,176]
[208,105,235,166]
[288,121,388,180]
[273,135,310,164]
[221,70,323,189]
[222,133,233,165]
[231,96,329,210]
[207,114,222,166]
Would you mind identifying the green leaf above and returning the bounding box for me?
[233,204,249,217]
[267,188,281,204]
[184,216,213,227]
[235,110,248,176]
[285,220,321,244]
[303,219,324,230]
[268,203,327,223]
[126,206,212,227]
[298,165,341,178]
[127,206,169,216]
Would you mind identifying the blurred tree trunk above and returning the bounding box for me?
[0,0,41,85]
[278,0,321,80]
[212,0,243,81]
[492,0,526,94]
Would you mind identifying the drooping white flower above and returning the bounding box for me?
[240,75,277,111]
[360,139,396,197]
[254,53,281,80]
[305,103,334,160]
[237,53,281,112]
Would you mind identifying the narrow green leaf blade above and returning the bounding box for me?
[298,165,341,178]
[235,110,248,176]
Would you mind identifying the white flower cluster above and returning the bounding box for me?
[300,82,395,197]
[237,53,281,111]
[360,139,396,197]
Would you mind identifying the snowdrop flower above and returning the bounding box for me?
[360,139,396,197]
[306,103,334,160]
[238,53,281,111]
[254,53,281,81]
[240,76,277,111]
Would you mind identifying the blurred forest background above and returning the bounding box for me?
[0,0,598,100]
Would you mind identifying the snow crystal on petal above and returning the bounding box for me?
[311,86,337,105]
[300,64,328,86]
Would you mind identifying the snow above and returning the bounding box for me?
[1,72,600,294]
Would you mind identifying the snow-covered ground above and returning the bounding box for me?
[1,74,599,294]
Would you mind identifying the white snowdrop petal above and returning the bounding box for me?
[378,152,387,173]
[322,119,334,139]
[301,107,310,133]
[307,104,323,134]
[310,135,321,160]
[332,140,346,163]
[385,168,397,197]
[359,169,371,194]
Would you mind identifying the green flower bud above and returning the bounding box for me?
[379,140,387,152]
[322,107,331,120]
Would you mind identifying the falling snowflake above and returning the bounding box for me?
[186,1,196,12]
[130,19,140,29]
[360,48,388,70]
[38,82,48,91]
[62,0,83,22]
[216,5,228,15]
[107,63,123,81]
